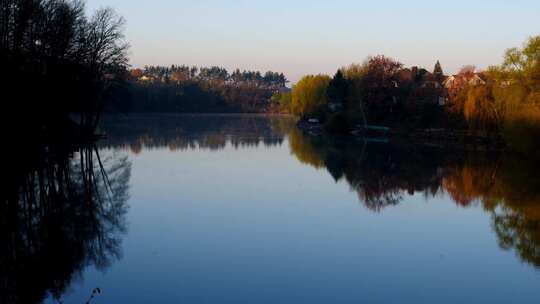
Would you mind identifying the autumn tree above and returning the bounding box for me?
[290,74,331,117]
[131,69,143,79]
[364,55,403,87]
[459,65,476,74]
[270,91,292,113]
[462,81,502,134]
[443,36,540,150]
[488,36,540,151]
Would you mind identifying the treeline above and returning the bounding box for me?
[133,65,287,88]
[275,36,540,153]
[104,65,289,113]
[1,0,129,139]
[272,55,448,127]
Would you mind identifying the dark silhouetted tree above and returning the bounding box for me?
[326,70,349,108]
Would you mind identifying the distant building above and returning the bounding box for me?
[138,75,155,82]
[443,73,486,89]
[443,72,487,104]
[394,61,447,105]
[421,72,443,89]
[433,60,445,82]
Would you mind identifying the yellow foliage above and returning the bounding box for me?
[288,128,325,168]
[501,104,540,152]
[462,84,501,133]
[290,74,331,116]
[453,36,540,152]
[340,63,368,81]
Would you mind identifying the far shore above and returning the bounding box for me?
[99,112,294,117]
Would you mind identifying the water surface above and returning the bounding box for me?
[10,114,540,303]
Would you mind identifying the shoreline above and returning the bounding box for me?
[100,112,294,118]
[297,120,506,152]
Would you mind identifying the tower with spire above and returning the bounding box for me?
[433,60,444,82]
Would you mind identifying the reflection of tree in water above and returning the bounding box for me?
[289,128,448,212]
[0,144,131,303]
[493,209,540,268]
[98,114,295,152]
[289,129,540,267]
[444,156,540,268]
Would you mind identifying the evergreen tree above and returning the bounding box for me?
[326,70,349,107]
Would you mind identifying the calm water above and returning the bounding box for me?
[5,114,540,303]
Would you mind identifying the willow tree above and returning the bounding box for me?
[489,36,540,151]
[290,74,331,116]
[462,81,502,134]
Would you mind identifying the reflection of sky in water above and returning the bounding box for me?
[50,117,540,304]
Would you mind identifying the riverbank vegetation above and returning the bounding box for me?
[109,66,290,113]
[1,0,129,141]
[283,36,540,153]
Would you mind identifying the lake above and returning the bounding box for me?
[4,114,539,304]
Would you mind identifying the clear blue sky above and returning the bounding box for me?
[87,0,540,83]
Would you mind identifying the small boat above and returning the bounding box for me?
[351,125,390,137]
